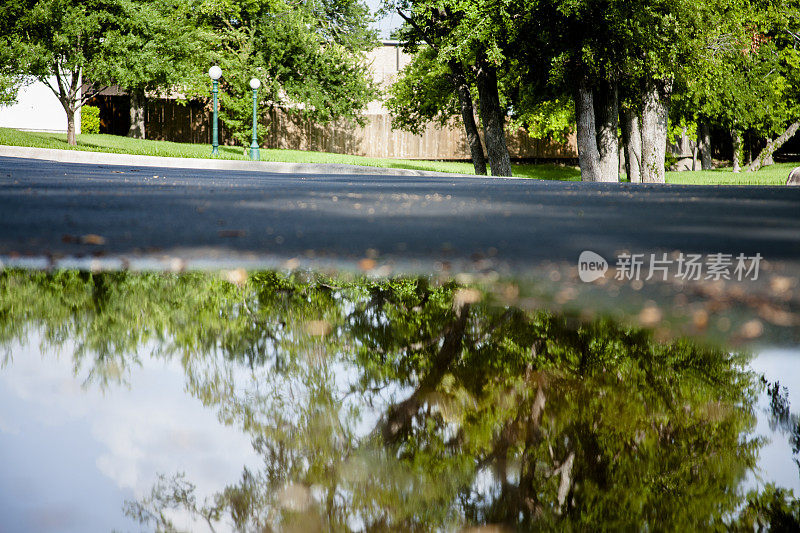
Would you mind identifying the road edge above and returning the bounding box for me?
[0,144,471,177]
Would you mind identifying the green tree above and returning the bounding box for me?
[386,45,488,175]
[4,0,199,144]
[5,0,134,145]
[729,380,800,530]
[743,22,800,172]
[197,0,380,148]
[385,7,575,178]
[520,0,750,183]
[389,0,513,176]
[91,0,211,139]
[671,4,800,174]
[0,1,28,106]
[732,486,800,531]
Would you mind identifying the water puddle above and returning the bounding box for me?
[0,270,798,531]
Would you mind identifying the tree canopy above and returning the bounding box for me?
[2,0,379,147]
[192,0,380,147]
[385,0,800,179]
[4,0,129,143]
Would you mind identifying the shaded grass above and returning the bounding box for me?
[663,164,791,186]
[0,128,791,184]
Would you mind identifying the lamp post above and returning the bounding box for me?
[249,77,261,161]
[208,65,222,155]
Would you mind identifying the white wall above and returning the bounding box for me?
[365,41,411,114]
[0,77,81,134]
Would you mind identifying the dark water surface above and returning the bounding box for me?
[1,270,798,532]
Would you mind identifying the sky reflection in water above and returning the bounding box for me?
[0,270,798,531]
[0,336,259,533]
[749,349,800,494]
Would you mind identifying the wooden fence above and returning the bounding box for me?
[265,109,577,160]
[89,95,577,160]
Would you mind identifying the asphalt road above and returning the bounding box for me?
[1,156,799,273]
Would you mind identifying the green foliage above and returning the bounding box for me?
[664,150,678,170]
[198,0,380,146]
[386,46,460,134]
[3,0,207,95]
[1,0,193,144]
[670,1,800,159]
[8,0,113,73]
[80,105,100,133]
[91,0,211,96]
[667,120,697,146]
[510,98,575,144]
[0,73,25,106]
[0,269,792,530]
[730,485,800,531]
[5,0,127,89]
[2,0,378,148]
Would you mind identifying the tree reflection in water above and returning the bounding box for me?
[0,269,797,531]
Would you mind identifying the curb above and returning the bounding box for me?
[0,144,469,177]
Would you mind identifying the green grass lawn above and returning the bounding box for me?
[0,128,792,185]
[661,164,792,186]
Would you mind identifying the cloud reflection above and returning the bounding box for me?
[0,333,260,532]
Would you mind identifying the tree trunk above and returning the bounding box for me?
[618,142,625,177]
[475,60,512,177]
[698,120,712,169]
[66,106,77,146]
[50,64,81,146]
[640,80,671,183]
[575,78,602,181]
[621,108,642,183]
[450,64,487,175]
[732,129,742,173]
[594,79,619,182]
[747,120,800,172]
[129,89,147,139]
[380,305,470,444]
